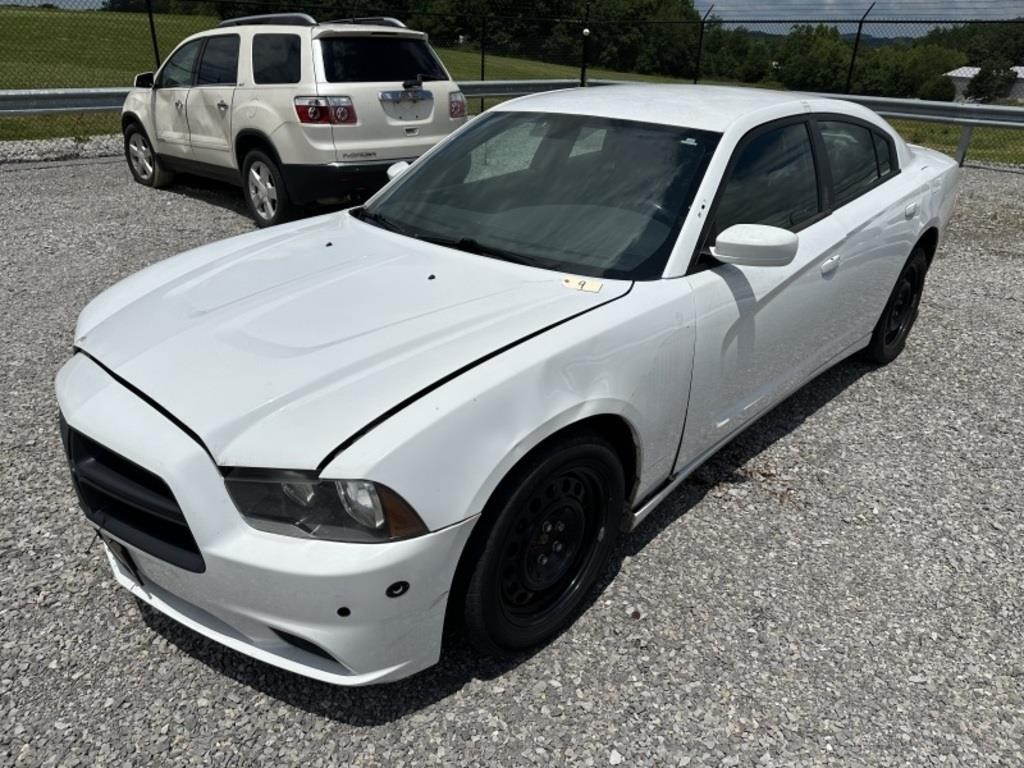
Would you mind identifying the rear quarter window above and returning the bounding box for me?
[253,34,302,85]
[320,37,446,83]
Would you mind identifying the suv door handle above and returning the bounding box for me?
[174,99,183,111]
[820,254,841,276]
[216,100,229,111]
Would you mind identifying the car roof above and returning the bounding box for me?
[494,84,862,134]
[189,22,425,39]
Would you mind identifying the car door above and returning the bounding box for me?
[812,117,925,349]
[187,34,241,169]
[675,118,850,472]
[152,38,203,159]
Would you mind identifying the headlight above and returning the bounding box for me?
[225,470,428,543]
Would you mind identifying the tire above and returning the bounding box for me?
[862,247,929,365]
[463,433,625,655]
[241,149,294,228]
[123,122,173,188]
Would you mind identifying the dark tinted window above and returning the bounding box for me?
[819,120,881,204]
[253,34,301,84]
[197,35,239,86]
[873,130,895,176]
[157,39,202,88]
[714,122,819,234]
[321,37,446,83]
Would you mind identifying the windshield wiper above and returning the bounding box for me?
[350,207,409,235]
[417,234,546,268]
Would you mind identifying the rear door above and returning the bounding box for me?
[186,34,241,168]
[152,38,203,159]
[313,30,464,163]
[811,116,924,348]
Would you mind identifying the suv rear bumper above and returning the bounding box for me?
[281,159,414,204]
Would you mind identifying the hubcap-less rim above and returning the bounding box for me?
[498,465,607,628]
[248,160,278,220]
[128,133,153,180]
[883,264,921,347]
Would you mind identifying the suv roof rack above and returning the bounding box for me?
[322,16,407,28]
[217,13,317,28]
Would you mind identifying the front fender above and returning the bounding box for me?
[321,280,697,532]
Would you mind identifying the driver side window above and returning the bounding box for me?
[156,39,203,89]
[713,121,820,238]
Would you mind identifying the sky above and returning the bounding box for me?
[691,0,1024,21]
[4,0,1023,19]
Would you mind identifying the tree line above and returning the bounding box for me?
[100,0,1024,101]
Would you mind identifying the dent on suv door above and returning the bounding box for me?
[153,39,202,158]
[186,34,240,168]
[675,119,850,472]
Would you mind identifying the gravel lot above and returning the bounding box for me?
[1,158,1022,767]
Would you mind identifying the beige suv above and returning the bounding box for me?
[121,13,467,226]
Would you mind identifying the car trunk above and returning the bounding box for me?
[313,29,459,163]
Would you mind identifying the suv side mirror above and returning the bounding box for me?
[710,224,799,267]
[386,161,410,181]
[134,71,155,89]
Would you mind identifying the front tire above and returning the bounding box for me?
[463,433,625,655]
[123,123,172,188]
[242,150,294,227]
[862,247,928,365]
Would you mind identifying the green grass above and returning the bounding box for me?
[1,6,1021,165]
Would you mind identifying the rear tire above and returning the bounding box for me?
[463,433,625,655]
[123,123,173,188]
[242,150,294,227]
[862,247,928,365]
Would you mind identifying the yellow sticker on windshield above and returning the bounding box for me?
[561,276,603,294]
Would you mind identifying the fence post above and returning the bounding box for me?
[479,13,487,112]
[694,4,713,85]
[580,3,591,87]
[845,2,875,93]
[145,0,161,68]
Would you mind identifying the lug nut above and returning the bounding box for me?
[538,555,548,565]
[553,541,563,552]
[542,522,552,533]
[556,521,566,532]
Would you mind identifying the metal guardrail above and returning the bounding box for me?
[2,80,1022,165]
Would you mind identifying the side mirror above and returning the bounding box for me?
[386,160,411,181]
[710,224,798,267]
[134,71,155,89]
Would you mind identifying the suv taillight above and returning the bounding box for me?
[449,91,467,119]
[294,96,357,125]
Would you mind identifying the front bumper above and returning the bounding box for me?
[56,353,477,685]
[280,159,414,205]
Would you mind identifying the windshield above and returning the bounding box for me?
[361,111,720,279]
[320,37,447,82]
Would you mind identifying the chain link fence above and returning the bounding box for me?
[1,1,1022,164]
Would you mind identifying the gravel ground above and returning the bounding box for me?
[1,159,1022,767]
[0,135,122,165]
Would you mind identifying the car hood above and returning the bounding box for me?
[77,213,630,469]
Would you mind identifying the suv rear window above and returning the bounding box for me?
[320,37,446,83]
[253,34,301,84]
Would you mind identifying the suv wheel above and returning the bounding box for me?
[242,150,294,227]
[124,123,172,188]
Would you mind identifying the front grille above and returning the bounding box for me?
[60,417,205,573]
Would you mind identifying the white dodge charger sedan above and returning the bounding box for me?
[57,85,960,685]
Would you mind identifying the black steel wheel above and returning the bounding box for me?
[463,432,625,654]
[863,247,928,365]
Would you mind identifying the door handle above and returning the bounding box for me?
[216,100,229,111]
[820,254,841,276]
[174,99,183,111]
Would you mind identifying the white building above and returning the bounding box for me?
[944,65,1024,101]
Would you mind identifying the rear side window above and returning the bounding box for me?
[819,120,888,205]
[197,35,240,86]
[253,34,301,84]
[714,122,820,234]
[320,37,446,83]
[873,131,895,176]
[157,39,202,88]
